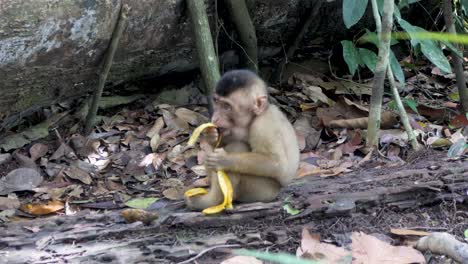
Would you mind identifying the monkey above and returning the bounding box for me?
[185,69,300,212]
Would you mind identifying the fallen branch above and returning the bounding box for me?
[416,232,468,263]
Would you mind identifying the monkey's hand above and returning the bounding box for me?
[205,148,232,170]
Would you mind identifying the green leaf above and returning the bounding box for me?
[235,249,322,264]
[125,197,159,209]
[462,0,468,15]
[283,203,302,216]
[389,50,405,84]
[341,40,360,75]
[403,98,419,114]
[442,40,463,59]
[399,0,421,9]
[420,40,452,74]
[343,0,369,28]
[358,48,378,72]
[376,0,384,15]
[397,19,451,73]
[447,139,468,158]
[388,100,396,111]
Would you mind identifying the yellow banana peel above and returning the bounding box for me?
[185,122,233,215]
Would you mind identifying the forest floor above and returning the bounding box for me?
[0,64,467,263]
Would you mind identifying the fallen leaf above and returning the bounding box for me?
[175,108,209,126]
[146,117,165,138]
[162,109,190,132]
[125,197,159,209]
[121,208,159,225]
[296,228,350,262]
[191,165,207,176]
[162,187,184,200]
[221,256,262,264]
[0,168,43,195]
[0,196,21,210]
[351,231,425,263]
[29,143,49,161]
[390,228,431,237]
[64,166,93,185]
[20,200,64,215]
[50,143,76,160]
[150,134,161,152]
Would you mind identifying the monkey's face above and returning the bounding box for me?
[211,91,254,141]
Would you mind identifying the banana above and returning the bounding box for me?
[184,123,233,215]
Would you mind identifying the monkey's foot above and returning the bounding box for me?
[184,188,208,197]
[202,170,234,215]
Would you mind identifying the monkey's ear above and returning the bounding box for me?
[253,95,268,115]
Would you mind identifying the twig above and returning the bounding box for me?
[84,4,130,134]
[177,244,241,264]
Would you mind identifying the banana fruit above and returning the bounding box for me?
[184,122,233,214]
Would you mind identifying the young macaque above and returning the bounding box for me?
[185,69,300,212]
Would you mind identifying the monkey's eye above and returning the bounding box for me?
[223,103,232,111]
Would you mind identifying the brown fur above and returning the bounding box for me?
[185,70,299,210]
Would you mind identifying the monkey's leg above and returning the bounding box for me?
[185,171,223,211]
[237,175,281,202]
[185,142,249,213]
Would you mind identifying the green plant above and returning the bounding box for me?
[341,0,460,80]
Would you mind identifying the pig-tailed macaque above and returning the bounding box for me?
[185,69,300,213]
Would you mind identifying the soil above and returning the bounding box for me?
[1,149,466,264]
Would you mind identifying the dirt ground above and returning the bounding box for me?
[1,149,466,264]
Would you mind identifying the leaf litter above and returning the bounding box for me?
[0,63,466,263]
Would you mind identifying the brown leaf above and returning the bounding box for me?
[390,228,431,237]
[121,208,159,225]
[0,168,43,195]
[29,143,49,161]
[162,109,190,132]
[150,134,161,152]
[20,200,64,215]
[64,166,93,185]
[146,117,165,138]
[163,187,184,200]
[0,196,21,210]
[296,228,350,262]
[175,108,209,126]
[351,231,425,263]
[50,143,76,160]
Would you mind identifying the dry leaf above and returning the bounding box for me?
[220,256,262,264]
[162,109,190,132]
[64,166,92,185]
[20,200,64,215]
[351,231,425,263]
[296,228,350,262]
[191,165,207,176]
[150,134,161,152]
[146,117,165,138]
[0,168,43,195]
[175,108,209,126]
[29,143,49,161]
[390,229,431,237]
[121,208,159,225]
[163,187,184,200]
